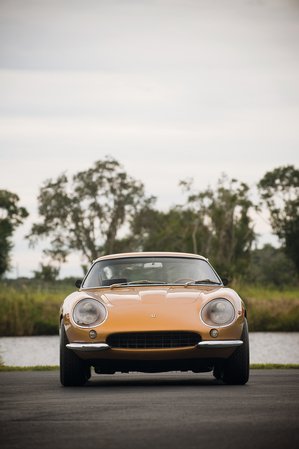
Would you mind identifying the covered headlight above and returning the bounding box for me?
[201,298,235,327]
[73,298,107,327]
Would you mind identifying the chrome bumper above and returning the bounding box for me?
[66,343,110,352]
[197,340,243,348]
[66,340,243,352]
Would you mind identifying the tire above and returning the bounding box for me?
[213,365,223,380]
[60,321,88,386]
[222,318,250,385]
[85,365,91,380]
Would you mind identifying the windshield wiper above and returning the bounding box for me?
[110,280,167,289]
[183,279,221,287]
[128,279,167,285]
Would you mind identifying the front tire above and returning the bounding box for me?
[60,321,88,386]
[222,318,249,385]
[213,365,223,380]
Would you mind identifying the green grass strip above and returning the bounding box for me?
[0,365,59,371]
[1,364,299,371]
[250,363,299,369]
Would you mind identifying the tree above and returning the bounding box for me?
[258,165,299,276]
[121,174,256,278]
[0,190,29,277]
[129,206,200,253]
[33,263,60,283]
[180,175,256,277]
[250,244,297,287]
[27,157,155,264]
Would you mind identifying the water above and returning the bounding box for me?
[0,336,59,367]
[0,333,298,367]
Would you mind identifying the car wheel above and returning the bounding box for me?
[85,365,91,380]
[222,318,249,385]
[60,321,88,386]
[213,365,223,380]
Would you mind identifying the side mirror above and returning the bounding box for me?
[75,279,82,288]
[221,277,229,286]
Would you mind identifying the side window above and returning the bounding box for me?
[83,265,100,287]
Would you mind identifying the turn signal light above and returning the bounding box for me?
[89,330,97,339]
[210,329,218,338]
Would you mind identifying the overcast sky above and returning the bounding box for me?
[1,0,299,278]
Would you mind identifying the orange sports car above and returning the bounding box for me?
[60,252,249,386]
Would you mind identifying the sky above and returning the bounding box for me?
[1,0,299,279]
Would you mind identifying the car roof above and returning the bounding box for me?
[93,252,208,263]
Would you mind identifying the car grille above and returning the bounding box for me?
[106,332,201,349]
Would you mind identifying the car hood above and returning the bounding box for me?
[89,286,222,307]
[66,286,242,335]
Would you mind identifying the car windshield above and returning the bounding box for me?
[82,256,221,288]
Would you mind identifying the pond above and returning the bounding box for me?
[1,333,298,367]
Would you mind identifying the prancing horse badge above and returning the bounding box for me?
[151,314,156,318]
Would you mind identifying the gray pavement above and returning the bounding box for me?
[0,370,298,449]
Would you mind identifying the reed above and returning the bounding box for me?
[0,283,72,336]
[0,283,298,335]
[237,285,299,332]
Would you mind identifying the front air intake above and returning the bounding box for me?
[106,331,201,349]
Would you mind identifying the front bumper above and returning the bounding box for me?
[66,340,243,352]
[197,340,243,348]
[66,343,110,351]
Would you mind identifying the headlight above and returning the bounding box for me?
[73,298,107,327]
[201,298,235,327]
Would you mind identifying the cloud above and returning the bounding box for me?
[1,0,299,277]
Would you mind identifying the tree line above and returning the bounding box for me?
[1,157,299,285]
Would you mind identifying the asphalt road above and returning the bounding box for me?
[0,370,298,449]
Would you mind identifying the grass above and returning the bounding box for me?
[0,282,299,335]
[236,285,299,331]
[0,364,298,371]
[249,364,299,369]
[0,283,73,336]
[0,365,60,371]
